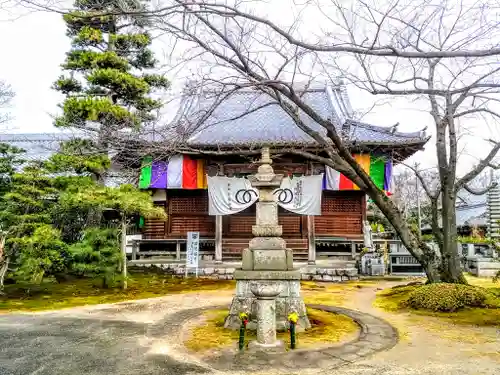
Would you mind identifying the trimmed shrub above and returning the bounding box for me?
[402,283,489,312]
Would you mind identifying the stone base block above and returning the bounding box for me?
[241,247,294,271]
[247,339,285,353]
[224,278,311,332]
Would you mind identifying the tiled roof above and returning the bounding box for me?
[422,189,488,230]
[0,133,73,161]
[455,189,488,227]
[178,84,428,148]
[456,203,487,227]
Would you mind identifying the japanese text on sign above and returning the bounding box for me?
[186,232,200,268]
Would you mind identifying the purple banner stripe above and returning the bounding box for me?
[384,160,392,191]
[150,161,168,188]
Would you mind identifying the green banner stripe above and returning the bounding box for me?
[138,156,153,189]
[370,155,385,190]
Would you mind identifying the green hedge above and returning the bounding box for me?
[402,283,490,312]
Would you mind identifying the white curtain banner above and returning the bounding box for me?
[207,176,259,216]
[325,165,340,190]
[166,154,183,188]
[276,174,323,215]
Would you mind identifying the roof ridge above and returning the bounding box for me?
[347,119,425,139]
[182,80,344,95]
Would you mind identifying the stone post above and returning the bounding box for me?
[307,216,316,264]
[248,282,284,350]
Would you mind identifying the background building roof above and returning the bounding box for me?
[455,189,488,228]
[0,133,74,161]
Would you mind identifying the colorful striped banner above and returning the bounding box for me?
[140,153,393,193]
[323,153,393,194]
[139,155,208,190]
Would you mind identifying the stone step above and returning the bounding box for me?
[222,253,310,261]
[222,238,308,241]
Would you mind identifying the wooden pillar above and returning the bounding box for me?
[121,217,128,290]
[215,215,223,263]
[176,241,181,261]
[131,240,138,261]
[351,242,357,259]
[307,216,316,264]
[214,162,224,263]
[306,161,316,265]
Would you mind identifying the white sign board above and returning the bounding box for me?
[185,231,200,277]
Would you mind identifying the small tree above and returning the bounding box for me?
[13,225,69,285]
[59,183,166,288]
[0,163,65,288]
[0,143,25,290]
[68,227,120,288]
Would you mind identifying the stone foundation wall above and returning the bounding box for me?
[131,263,359,281]
[299,267,359,281]
[468,258,500,277]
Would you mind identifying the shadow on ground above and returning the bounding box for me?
[0,313,209,375]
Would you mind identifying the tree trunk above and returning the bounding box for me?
[0,257,9,293]
[366,187,443,282]
[439,189,467,284]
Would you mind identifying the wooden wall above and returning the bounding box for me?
[143,190,364,239]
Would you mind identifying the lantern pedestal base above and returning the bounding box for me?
[247,339,285,353]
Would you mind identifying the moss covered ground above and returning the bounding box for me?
[0,272,235,312]
[374,276,500,327]
[0,275,387,313]
[301,279,377,306]
[184,307,359,352]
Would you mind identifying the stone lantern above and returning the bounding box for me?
[224,147,310,349]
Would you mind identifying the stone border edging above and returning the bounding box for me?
[159,304,398,372]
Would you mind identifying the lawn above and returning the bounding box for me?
[0,272,235,312]
[1,273,381,313]
[374,276,500,327]
[184,307,359,353]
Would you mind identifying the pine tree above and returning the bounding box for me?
[68,227,121,288]
[53,0,169,183]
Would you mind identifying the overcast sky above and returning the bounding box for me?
[1,1,498,178]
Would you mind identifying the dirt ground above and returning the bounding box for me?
[0,282,498,375]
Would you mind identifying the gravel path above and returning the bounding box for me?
[330,282,500,375]
[0,283,498,375]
